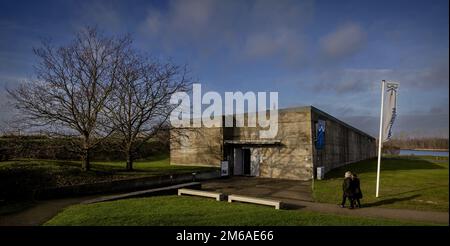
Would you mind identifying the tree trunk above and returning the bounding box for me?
[81,138,90,171]
[81,148,90,171]
[125,148,133,171]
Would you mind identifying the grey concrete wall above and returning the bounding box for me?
[35,170,220,199]
[169,106,376,181]
[218,107,313,180]
[170,127,223,167]
[256,107,313,180]
[310,107,377,174]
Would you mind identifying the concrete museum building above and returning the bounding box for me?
[170,106,376,180]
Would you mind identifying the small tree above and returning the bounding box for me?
[8,28,130,171]
[106,52,190,170]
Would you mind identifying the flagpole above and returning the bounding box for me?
[376,80,386,198]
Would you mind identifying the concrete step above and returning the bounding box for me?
[178,188,225,201]
[228,194,282,209]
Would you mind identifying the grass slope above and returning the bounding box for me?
[44,195,438,226]
[313,156,449,212]
[0,154,216,215]
[0,154,215,188]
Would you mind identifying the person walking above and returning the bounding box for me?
[352,173,363,208]
[340,171,354,209]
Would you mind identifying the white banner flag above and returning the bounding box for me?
[382,82,399,142]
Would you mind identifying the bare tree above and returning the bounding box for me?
[106,52,190,170]
[8,28,130,171]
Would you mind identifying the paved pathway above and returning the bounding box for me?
[0,196,97,226]
[203,177,449,224]
[1,177,448,225]
[202,176,313,202]
[280,198,448,224]
[0,182,201,226]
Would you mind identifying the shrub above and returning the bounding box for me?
[0,135,168,161]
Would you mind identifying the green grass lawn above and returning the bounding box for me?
[91,154,217,177]
[313,156,449,212]
[44,195,439,226]
[0,154,216,188]
[0,154,217,215]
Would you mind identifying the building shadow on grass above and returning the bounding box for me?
[382,185,448,198]
[325,158,445,179]
[362,194,421,208]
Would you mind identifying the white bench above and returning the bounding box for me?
[228,194,282,209]
[178,188,224,201]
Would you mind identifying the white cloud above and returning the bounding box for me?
[313,58,449,95]
[143,10,162,34]
[139,0,313,64]
[320,22,367,59]
[243,29,304,60]
[140,0,216,41]
[342,113,449,138]
[313,68,391,94]
[75,1,123,31]
[169,0,214,31]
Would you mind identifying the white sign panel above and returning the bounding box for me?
[221,161,229,177]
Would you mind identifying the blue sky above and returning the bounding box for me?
[0,0,448,137]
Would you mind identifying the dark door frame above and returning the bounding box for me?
[242,148,251,175]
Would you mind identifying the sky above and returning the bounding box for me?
[0,0,448,138]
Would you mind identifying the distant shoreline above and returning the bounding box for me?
[401,148,449,152]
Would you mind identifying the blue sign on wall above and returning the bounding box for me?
[316,120,325,150]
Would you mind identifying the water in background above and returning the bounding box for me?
[399,149,449,157]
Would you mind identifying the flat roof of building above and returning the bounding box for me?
[172,105,376,140]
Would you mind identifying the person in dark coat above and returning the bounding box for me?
[352,173,363,208]
[340,171,354,209]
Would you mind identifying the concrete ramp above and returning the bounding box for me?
[82,182,201,204]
